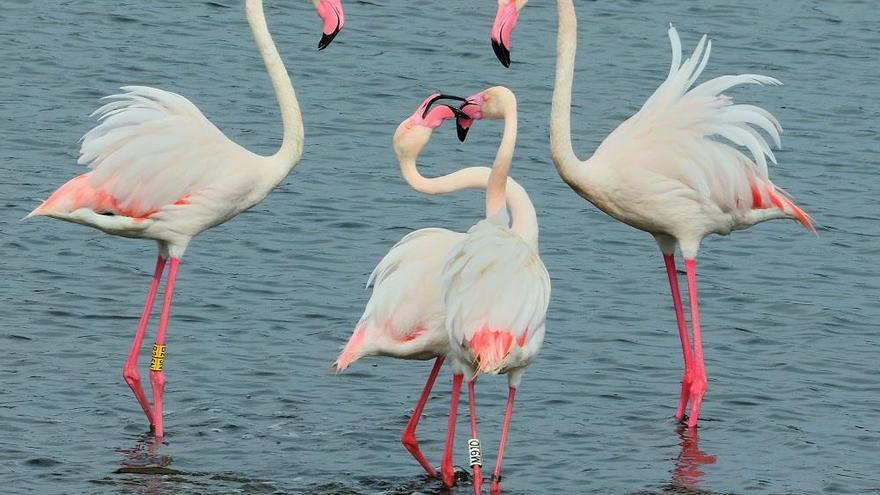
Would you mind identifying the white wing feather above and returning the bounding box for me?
[79,86,257,214]
[334,228,464,369]
[442,217,550,375]
[593,26,784,212]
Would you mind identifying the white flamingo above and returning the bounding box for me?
[332,93,537,488]
[26,0,336,438]
[549,0,813,428]
[442,86,549,495]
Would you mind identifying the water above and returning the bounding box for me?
[1,0,878,493]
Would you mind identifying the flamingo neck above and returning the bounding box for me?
[485,107,517,219]
[549,0,584,186]
[398,159,538,248]
[246,0,303,166]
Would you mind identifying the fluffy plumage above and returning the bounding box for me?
[442,214,550,383]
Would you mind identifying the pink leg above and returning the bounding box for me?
[150,257,180,439]
[489,386,516,495]
[122,256,167,427]
[467,379,483,495]
[664,254,694,422]
[684,259,708,428]
[401,357,444,478]
[441,373,463,488]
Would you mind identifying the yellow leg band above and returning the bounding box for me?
[149,344,166,372]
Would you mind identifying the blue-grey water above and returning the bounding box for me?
[1,0,878,494]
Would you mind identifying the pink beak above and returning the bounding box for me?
[490,2,519,67]
[316,0,345,50]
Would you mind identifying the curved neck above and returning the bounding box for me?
[485,108,517,219]
[549,0,582,183]
[246,0,303,165]
[398,156,538,248]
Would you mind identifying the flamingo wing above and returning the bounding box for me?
[591,27,809,228]
[442,217,550,376]
[35,86,257,219]
[334,228,465,370]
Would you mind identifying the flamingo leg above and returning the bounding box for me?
[684,259,708,428]
[441,373,463,488]
[401,357,445,478]
[488,386,516,495]
[123,256,166,427]
[467,379,483,495]
[149,257,180,439]
[664,254,694,422]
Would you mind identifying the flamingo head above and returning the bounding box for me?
[393,93,469,159]
[490,0,527,67]
[314,0,345,50]
[455,86,516,141]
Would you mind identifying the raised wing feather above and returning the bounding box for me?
[78,86,256,215]
[442,217,550,375]
[593,26,785,213]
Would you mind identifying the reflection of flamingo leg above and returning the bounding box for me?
[663,254,694,422]
[672,425,716,489]
[401,357,444,477]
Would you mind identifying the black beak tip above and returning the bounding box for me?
[491,39,511,68]
[456,120,470,142]
[318,27,341,51]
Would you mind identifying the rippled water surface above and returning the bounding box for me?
[2,0,879,494]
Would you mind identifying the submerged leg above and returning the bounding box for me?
[401,357,445,478]
[122,256,167,427]
[489,386,517,495]
[664,254,694,422]
[684,259,708,428]
[441,373,463,488]
[467,379,483,495]
[149,257,180,439]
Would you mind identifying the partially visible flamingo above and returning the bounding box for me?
[314,0,345,50]
[490,0,528,67]
[441,86,549,495]
[549,0,814,428]
[27,0,329,438]
[332,93,537,487]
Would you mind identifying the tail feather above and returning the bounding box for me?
[332,327,366,372]
[468,327,523,375]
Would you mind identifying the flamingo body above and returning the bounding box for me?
[443,214,548,384]
[549,0,813,428]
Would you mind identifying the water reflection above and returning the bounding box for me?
[670,426,716,491]
[112,434,177,495]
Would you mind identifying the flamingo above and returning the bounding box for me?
[441,86,549,495]
[332,92,538,487]
[549,0,814,428]
[26,0,333,439]
[490,0,528,67]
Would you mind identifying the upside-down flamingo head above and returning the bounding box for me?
[490,0,527,67]
[455,86,516,141]
[314,0,344,50]
[393,93,469,159]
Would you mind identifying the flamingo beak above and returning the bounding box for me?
[422,94,468,118]
[490,2,520,67]
[317,0,344,50]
